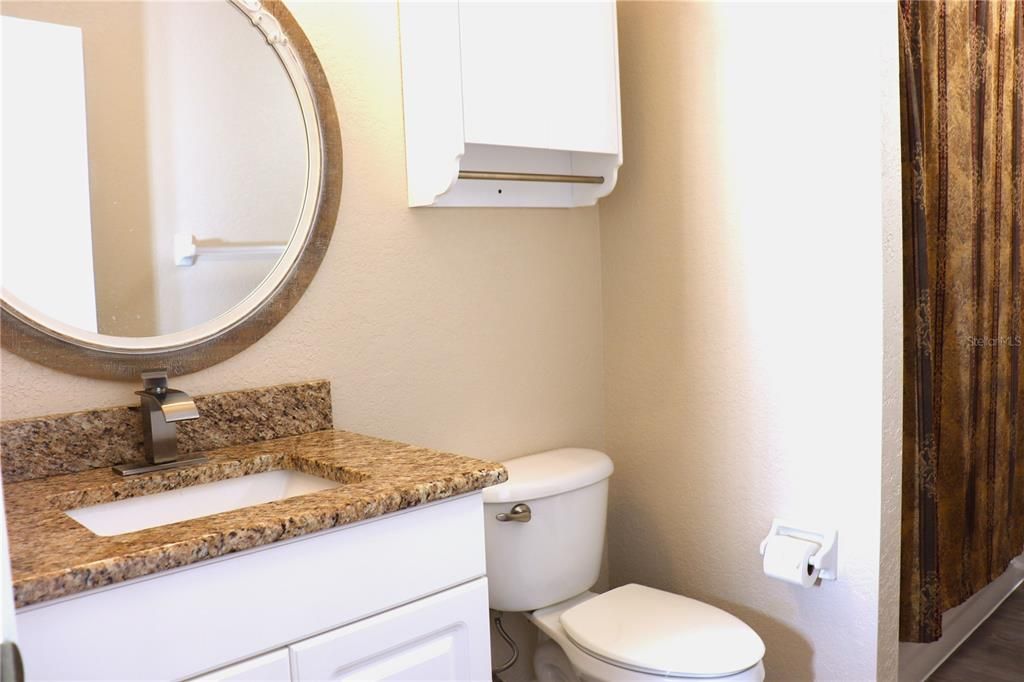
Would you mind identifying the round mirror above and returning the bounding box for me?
[0,0,341,379]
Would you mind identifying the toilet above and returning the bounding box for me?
[483,448,766,682]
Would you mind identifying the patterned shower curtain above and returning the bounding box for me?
[898,0,1024,643]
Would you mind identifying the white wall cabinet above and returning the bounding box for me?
[398,0,622,207]
[16,494,491,681]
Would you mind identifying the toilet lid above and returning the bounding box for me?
[560,584,765,678]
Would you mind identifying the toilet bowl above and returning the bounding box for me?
[483,449,766,682]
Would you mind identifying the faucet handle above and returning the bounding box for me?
[140,369,169,395]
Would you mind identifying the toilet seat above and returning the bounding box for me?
[556,584,765,679]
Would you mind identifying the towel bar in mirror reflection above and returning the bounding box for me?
[173,234,288,267]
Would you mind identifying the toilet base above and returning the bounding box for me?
[534,639,580,682]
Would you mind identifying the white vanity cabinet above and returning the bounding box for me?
[14,494,492,681]
[398,0,622,208]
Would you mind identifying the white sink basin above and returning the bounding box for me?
[65,469,341,536]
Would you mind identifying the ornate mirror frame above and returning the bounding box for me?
[0,0,342,380]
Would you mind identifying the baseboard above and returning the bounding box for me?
[898,554,1024,682]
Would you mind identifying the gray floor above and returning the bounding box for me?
[929,585,1024,681]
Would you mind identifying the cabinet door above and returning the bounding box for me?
[458,0,620,155]
[289,578,490,681]
[189,649,290,681]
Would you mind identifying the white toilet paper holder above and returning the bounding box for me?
[759,518,838,582]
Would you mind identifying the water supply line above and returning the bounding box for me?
[491,611,519,682]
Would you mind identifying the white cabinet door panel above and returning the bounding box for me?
[289,578,490,682]
[190,649,290,681]
[458,0,620,154]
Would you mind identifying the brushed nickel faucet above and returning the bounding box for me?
[113,369,206,476]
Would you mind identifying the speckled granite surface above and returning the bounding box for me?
[1,380,333,482]
[4,429,506,608]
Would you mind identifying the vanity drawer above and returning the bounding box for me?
[289,578,490,682]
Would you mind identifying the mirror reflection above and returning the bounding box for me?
[1,1,308,338]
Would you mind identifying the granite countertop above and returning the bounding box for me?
[3,429,507,608]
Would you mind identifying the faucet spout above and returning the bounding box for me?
[135,388,199,422]
[113,369,205,476]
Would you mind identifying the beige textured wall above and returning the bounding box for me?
[0,0,605,461]
[600,2,902,680]
[0,4,601,678]
[0,1,906,679]
[878,12,905,678]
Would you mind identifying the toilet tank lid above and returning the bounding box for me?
[482,448,613,503]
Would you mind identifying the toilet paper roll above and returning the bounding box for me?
[763,535,821,587]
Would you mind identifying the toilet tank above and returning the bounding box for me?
[483,448,614,612]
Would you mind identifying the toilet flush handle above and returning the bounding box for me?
[496,503,532,523]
